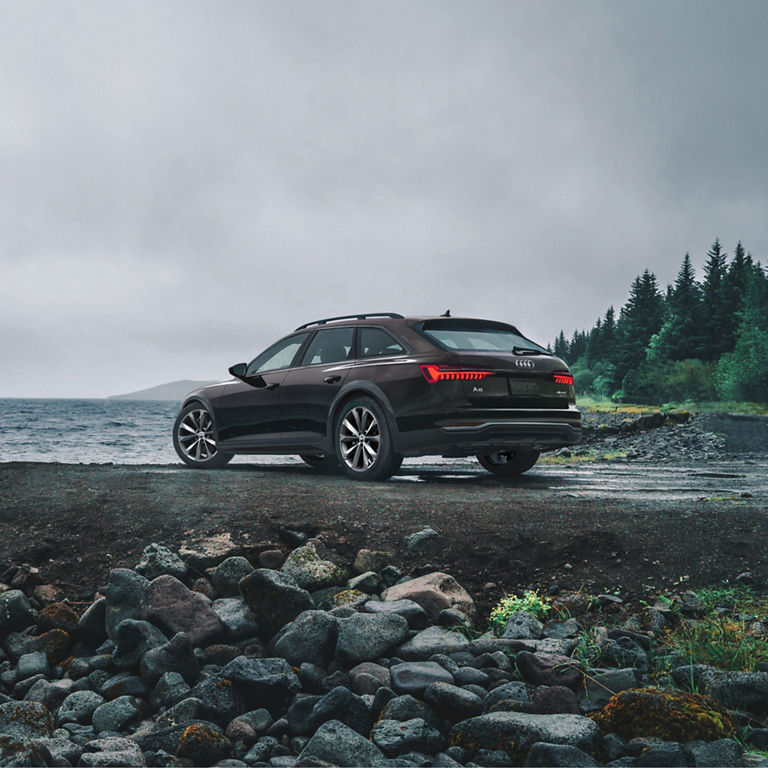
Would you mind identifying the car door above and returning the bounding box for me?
[215,332,310,448]
[279,326,355,449]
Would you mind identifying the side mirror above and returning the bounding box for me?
[228,363,267,389]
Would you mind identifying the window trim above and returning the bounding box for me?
[356,325,409,359]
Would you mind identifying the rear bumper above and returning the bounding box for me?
[394,410,581,457]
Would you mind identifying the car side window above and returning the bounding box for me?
[359,327,406,358]
[247,333,309,375]
[299,327,355,366]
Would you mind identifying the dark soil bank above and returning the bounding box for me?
[1,457,767,616]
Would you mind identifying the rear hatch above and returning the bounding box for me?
[453,351,573,408]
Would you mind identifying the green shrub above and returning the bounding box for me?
[489,589,552,635]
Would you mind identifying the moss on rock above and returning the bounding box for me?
[591,687,734,742]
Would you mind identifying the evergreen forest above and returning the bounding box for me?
[552,239,768,404]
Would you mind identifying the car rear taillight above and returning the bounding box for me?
[553,372,574,386]
[420,364,492,383]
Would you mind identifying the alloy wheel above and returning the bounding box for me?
[177,408,217,462]
[338,405,380,471]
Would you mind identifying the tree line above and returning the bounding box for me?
[553,239,768,403]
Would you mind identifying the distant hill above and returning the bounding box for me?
[108,379,219,401]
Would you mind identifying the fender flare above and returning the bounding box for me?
[326,380,401,454]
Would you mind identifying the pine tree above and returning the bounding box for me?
[659,253,706,360]
[701,238,729,359]
[720,241,754,353]
[553,331,569,361]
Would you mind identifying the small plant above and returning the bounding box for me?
[489,589,552,635]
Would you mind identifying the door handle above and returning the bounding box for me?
[266,383,280,391]
[324,375,341,384]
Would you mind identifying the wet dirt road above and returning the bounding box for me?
[1,459,766,612]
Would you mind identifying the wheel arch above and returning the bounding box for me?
[178,395,221,443]
[326,381,401,453]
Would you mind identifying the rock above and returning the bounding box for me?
[97,672,149,700]
[140,631,199,685]
[190,676,244,726]
[307,685,371,735]
[149,672,191,712]
[347,571,380,593]
[379,694,442,730]
[212,597,259,640]
[382,572,475,620]
[111,619,168,669]
[141,575,226,647]
[179,533,242,570]
[16,651,48,681]
[298,719,386,767]
[79,736,147,767]
[707,672,768,715]
[154,696,202,729]
[24,628,72,665]
[271,610,338,667]
[336,612,409,663]
[176,721,232,765]
[503,611,544,640]
[390,661,454,695]
[258,549,285,570]
[0,590,36,635]
[33,736,82,766]
[104,569,149,639]
[56,690,105,726]
[599,635,649,672]
[524,741,599,766]
[78,597,108,643]
[405,528,440,554]
[530,686,578,715]
[372,717,445,756]
[635,742,694,766]
[212,557,255,597]
[91,695,144,733]
[238,569,313,640]
[671,664,722,692]
[353,549,394,574]
[516,652,582,691]
[220,656,300,709]
[364,598,429,629]
[281,542,347,591]
[449,712,600,757]
[687,738,744,767]
[135,543,189,581]
[0,700,53,739]
[397,625,470,660]
[483,681,532,711]
[581,667,640,708]
[423,682,483,721]
[36,602,80,635]
[592,689,735,742]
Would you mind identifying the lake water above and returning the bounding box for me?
[0,398,306,465]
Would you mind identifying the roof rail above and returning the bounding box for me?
[295,312,404,331]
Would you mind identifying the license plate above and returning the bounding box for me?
[508,379,539,394]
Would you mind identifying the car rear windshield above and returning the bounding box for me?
[413,319,549,354]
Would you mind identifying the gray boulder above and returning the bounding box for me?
[524,741,599,766]
[504,611,544,640]
[238,569,313,639]
[449,712,600,756]
[91,695,144,733]
[281,542,347,591]
[336,612,409,663]
[581,668,640,707]
[0,700,53,739]
[139,631,199,685]
[397,625,470,660]
[372,717,445,756]
[483,681,531,711]
[212,556,254,597]
[212,597,259,640]
[0,590,36,635]
[104,569,149,639]
[390,661,454,695]
[135,543,189,581]
[686,738,744,767]
[56,690,105,726]
[111,619,168,669]
[220,656,300,709]
[271,610,338,667]
[364,598,429,629]
[298,719,386,767]
[707,672,768,714]
[424,681,483,721]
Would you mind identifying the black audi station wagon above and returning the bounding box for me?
[173,313,581,480]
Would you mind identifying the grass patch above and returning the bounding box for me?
[576,396,768,416]
[658,586,768,672]
[488,589,554,635]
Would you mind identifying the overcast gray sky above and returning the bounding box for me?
[2,0,766,397]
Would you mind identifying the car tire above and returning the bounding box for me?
[173,403,233,469]
[335,396,401,481]
[300,453,340,472]
[477,449,540,477]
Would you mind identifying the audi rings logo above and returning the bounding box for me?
[515,359,535,368]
